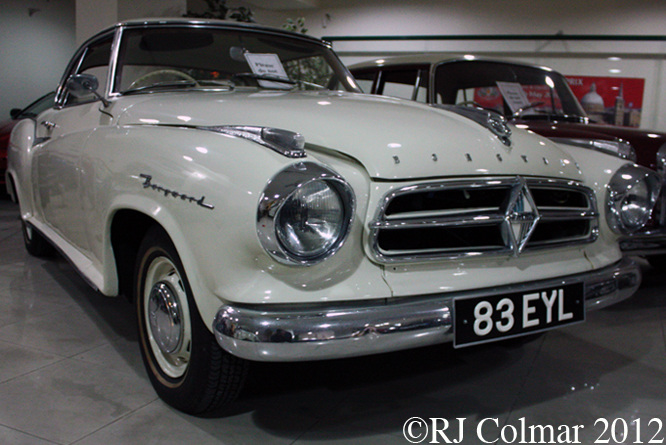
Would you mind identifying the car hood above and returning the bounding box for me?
[115,90,582,181]
[518,119,666,170]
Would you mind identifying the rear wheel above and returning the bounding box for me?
[135,226,248,414]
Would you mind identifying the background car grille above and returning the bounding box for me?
[370,177,599,262]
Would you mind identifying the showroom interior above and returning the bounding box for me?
[1,0,666,444]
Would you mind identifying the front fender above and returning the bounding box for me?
[554,141,633,267]
[7,119,38,213]
[90,125,388,327]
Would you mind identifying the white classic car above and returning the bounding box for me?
[6,19,660,414]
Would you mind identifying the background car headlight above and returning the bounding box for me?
[258,162,355,265]
[606,164,661,234]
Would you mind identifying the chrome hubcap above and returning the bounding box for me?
[143,255,191,379]
[148,282,183,354]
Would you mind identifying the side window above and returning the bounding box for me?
[453,88,477,105]
[378,68,428,102]
[380,70,418,100]
[414,78,428,103]
[64,36,113,106]
[352,70,376,94]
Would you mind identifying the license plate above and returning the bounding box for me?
[453,282,585,348]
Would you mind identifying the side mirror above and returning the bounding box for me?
[66,74,109,107]
[10,108,22,119]
[66,73,99,96]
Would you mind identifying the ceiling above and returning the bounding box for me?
[243,0,385,10]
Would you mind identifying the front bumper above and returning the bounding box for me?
[213,257,640,362]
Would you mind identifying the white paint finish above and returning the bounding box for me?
[115,90,580,180]
[6,19,631,328]
[11,85,623,312]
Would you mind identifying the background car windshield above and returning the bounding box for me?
[114,27,356,92]
[434,61,586,118]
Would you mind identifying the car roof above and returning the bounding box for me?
[348,53,556,73]
[84,17,327,47]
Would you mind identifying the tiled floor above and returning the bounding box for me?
[0,196,665,445]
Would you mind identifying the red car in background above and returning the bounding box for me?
[1,92,55,192]
[350,55,666,265]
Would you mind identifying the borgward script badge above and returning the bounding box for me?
[504,178,540,255]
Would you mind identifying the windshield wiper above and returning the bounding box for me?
[122,80,199,95]
[231,73,326,90]
[518,113,588,124]
[232,73,296,87]
[512,101,545,118]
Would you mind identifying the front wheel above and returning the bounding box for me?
[135,226,248,414]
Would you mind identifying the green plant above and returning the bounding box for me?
[283,17,308,34]
[184,0,254,23]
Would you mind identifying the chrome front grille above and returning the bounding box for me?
[370,177,599,263]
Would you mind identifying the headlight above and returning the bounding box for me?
[257,162,355,265]
[606,164,661,234]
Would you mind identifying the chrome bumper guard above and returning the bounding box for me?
[620,229,666,256]
[213,257,640,362]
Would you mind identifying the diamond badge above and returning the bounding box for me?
[503,178,540,255]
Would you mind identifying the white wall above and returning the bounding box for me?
[261,0,666,39]
[251,0,666,131]
[76,0,187,45]
[0,0,75,119]
[0,0,186,119]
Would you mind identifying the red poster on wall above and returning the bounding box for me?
[564,75,645,127]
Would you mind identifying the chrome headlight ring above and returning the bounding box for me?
[257,162,355,266]
[606,164,661,234]
[656,142,666,178]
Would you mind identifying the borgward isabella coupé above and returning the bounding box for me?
[6,18,660,414]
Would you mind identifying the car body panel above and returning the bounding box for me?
[520,120,666,171]
[349,54,666,256]
[6,19,654,361]
[1,92,55,187]
[113,90,582,181]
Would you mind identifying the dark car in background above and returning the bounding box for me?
[0,92,55,192]
[350,54,666,265]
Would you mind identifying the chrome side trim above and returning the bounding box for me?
[200,126,306,158]
[213,257,640,362]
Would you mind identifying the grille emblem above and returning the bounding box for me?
[504,178,540,255]
[487,113,512,147]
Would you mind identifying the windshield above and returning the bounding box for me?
[434,61,586,119]
[113,26,359,94]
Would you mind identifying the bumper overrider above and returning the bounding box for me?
[213,257,640,362]
[620,229,666,256]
